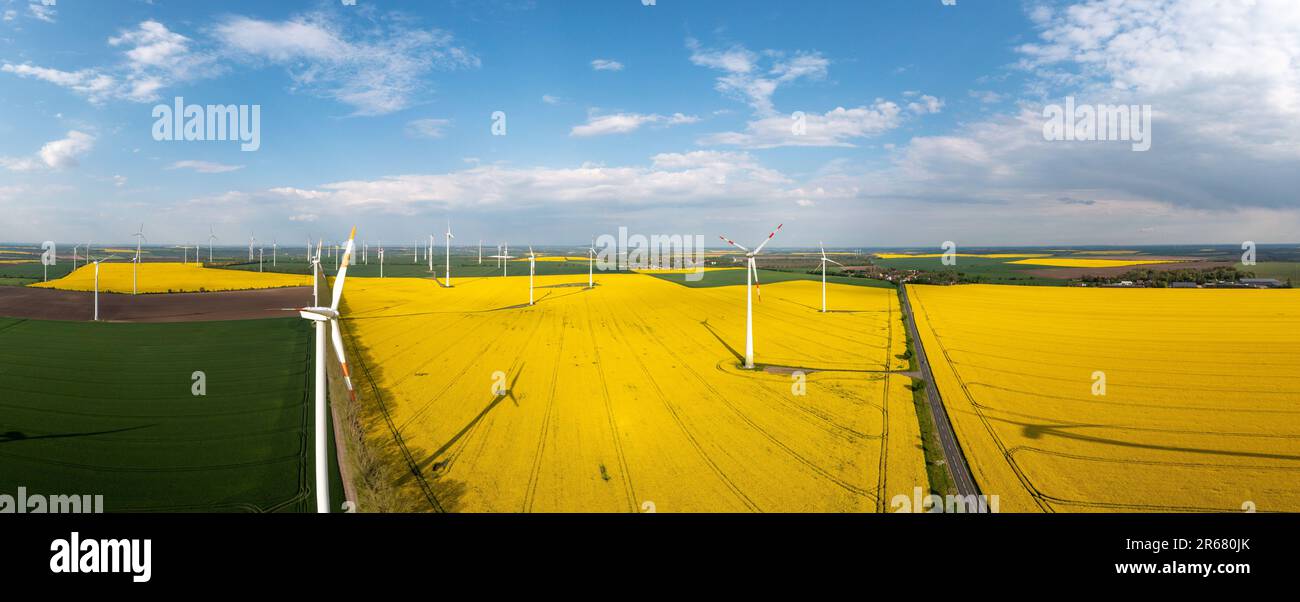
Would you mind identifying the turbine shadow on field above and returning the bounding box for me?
[700,318,744,364]
[412,367,524,482]
[777,298,885,314]
[0,425,152,443]
[1000,417,1300,462]
[340,303,467,513]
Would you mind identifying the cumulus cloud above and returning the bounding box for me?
[264,150,795,215]
[570,111,699,137]
[2,131,95,171]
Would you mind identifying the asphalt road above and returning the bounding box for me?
[898,284,979,497]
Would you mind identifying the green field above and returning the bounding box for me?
[872,256,1061,284]
[1238,261,1300,283]
[0,317,337,512]
[0,262,74,286]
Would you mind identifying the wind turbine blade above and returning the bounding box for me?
[752,223,783,255]
[330,227,356,311]
[718,235,750,253]
[751,262,762,300]
[329,320,356,401]
[820,241,827,261]
[827,258,844,266]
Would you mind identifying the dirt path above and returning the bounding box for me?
[898,284,979,497]
[0,286,311,322]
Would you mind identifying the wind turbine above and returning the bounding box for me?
[288,226,358,514]
[258,247,264,272]
[427,235,434,272]
[249,233,256,262]
[528,246,537,305]
[131,224,146,295]
[208,226,217,264]
[487,245,514,279]
[818,242,844,313]
[719,223,783,369]
[588,237,597,288]
[478,240,483,265]
[92,255,121,321]
[444,222,455,287]
[378,242,385,278]
[272,239,278,267]
[309,239,322,307]
[72,244,80,271]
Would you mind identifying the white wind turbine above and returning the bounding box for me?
[719,223,783,369]
[208,226,218,264]
[249,233,256,262]
[478,240,483,265]
[818,242,844,313]
[588,237,597,289]
[427,235,434,272]
[528,246,537,305]
[378,242,385,278]
[287,227,358,514]
[131,224,146,295]
[93,255,121,321]
[258,246,264,272]
[444,222,455,287]
[487,245,514,280]
[309,239,322,306]
[71,244,80,271]
[272,239,278,267]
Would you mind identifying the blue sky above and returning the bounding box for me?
[2,0,1298,247]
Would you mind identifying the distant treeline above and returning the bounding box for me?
[1080,266,1276,286]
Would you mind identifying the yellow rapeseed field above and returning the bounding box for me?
[33,262,310,293]
[340,271,922,512]
[1006,258,1177,268]
[909,284,1300,512]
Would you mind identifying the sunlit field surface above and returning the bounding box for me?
[909,284,1300,512]
[33,262,311,293]
[339,270,922,512]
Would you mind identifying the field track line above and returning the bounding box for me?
[523,308,565,512]
[582,295,637,512]
[633,294,878,502]
[605,292,760,512]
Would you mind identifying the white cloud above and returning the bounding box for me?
[541,94,562,105]
[687,38,827,116]
[27,2,55,23]
[2,130,95,170]
[907,94,944,115]
[168,160,245,174]
[701,102,906,148]
[3,9,17,22]
[2,21,216,103]
[406,118,452,139]
[265,150,794,215]
[590,58,624,72]
[215,14,479,116]
[570,111,699,137]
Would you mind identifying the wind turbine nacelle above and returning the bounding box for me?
[298,307,338,321]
